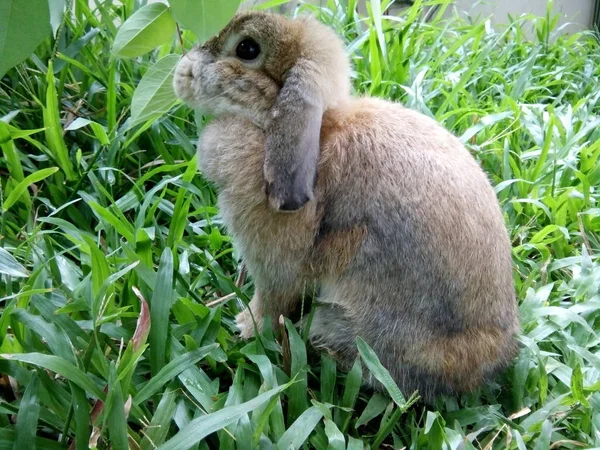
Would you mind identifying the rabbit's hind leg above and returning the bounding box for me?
[306,302,448,403]
[307,303,358,371]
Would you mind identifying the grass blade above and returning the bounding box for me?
[140,383,178,450]
[285,319,309,424]
[355,393,388,428]
[158,383,291,450]
[13,372,41,450]
[150,247,174,375]
[324,418,345,450]
[43,62,76,181]
[134,344,218,405]
[0,353,105,399]
[347,436,364,450]
[0,247,28,278]
[107,365,129,450]
[276,406,324,450]
[70,383,91,450]
[336,358,362,433]
[320,355,336,404]
[356,337,407,407]
[2,167,59,212]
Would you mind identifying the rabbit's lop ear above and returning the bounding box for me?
[264,61,323,212]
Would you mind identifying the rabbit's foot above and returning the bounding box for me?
[236,308,263,339]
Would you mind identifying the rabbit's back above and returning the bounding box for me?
[314,98,519,398]
[318,97,515,322]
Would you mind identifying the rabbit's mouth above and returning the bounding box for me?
[174,50,276,129]
[173,51,212,109]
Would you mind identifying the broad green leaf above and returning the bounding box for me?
[0,121,26,188]
[171,341,216,412]
[2,167,59,212]
[130,54,180,128]
[251,394,281,448]
[169,0,241,43]
[356,337,407,407]
[167,158,198,248]
[65,118,109,145]
[158,383,291,450]
[244,355,285,440]
[112,3,176,58]
[251,0,290,10]
[0,0,51,78]
[459,111,514,143]
[423,411,446,448]
[0,247,28,278]
[65,117,93,131]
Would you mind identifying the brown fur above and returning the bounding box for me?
[311,224,368,277]
[173,11,520,403]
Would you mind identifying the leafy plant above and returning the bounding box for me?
[0,0,52,78]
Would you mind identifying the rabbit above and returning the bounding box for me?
[173,11,520,402]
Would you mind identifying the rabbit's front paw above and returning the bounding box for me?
[236,308,263,339]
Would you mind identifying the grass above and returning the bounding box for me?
[1,0,600,448]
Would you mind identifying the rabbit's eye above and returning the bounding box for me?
[236,38,260,60]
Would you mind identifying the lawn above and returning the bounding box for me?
[1,0,600,449]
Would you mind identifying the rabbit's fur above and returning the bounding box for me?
[174,11,519,402]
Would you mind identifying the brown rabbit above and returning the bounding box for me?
[173,11,519,402]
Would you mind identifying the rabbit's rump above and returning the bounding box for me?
[199,97,519,402]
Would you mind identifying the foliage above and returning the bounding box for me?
[0,0,242,125]
[1,0,600,448]
[0,0,52,79]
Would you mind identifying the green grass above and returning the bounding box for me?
[1,0,600,448]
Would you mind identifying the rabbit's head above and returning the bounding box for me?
[174,11,351,211]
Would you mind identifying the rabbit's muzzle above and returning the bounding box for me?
[173,50,215,108]
[173,49,279,129]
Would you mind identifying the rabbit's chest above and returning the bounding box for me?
[198,117,318,276]
[217,189,317,263]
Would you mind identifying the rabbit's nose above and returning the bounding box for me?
[265,181,310,212]
[175,56,194,79]
[279,195,310,212]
